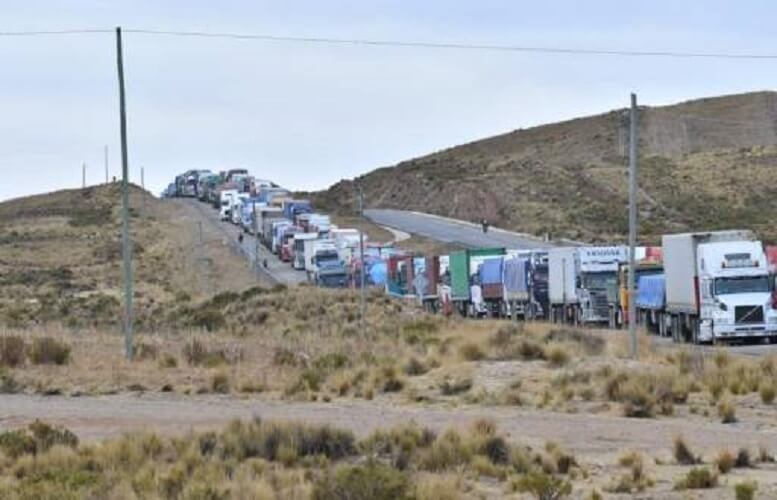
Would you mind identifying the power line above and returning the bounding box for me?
[2,27,777,60]
[0,29,112,36]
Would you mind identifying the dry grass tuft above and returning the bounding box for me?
[673,436,700,465]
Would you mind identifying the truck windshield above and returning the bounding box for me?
[583,272,616,289]
[715,276,770,295]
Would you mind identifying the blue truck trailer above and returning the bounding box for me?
[635,274,667,336]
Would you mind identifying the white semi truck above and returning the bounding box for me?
[663,230,777,343]
[548,246,627,325]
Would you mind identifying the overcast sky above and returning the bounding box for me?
[1,0,776,201]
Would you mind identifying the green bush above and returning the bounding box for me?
[313,463,411,500]
[29,337,70,365]
[674,467,717,490]
[735,480,758,500]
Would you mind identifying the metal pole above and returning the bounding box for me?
[358,185,366,335]
[82,163,86,188]
[116,26,134,360]
[628,93,639,358]
[104,145,109,184]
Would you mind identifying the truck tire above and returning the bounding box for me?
[670,315,679,343]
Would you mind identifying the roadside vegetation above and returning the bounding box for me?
[0,418,581,500]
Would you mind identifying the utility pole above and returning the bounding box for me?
[357,184,366,336]
[104,145,109,184]
[116,26,134,361]
[628,93,639,359]
[82,163,86,188]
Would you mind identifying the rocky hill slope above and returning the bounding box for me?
[314,91,777,243]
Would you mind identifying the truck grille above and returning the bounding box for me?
[735,305,764,324]
[590,291,610,317]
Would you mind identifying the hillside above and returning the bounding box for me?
[0,184,261,329]
[314,91,777,243]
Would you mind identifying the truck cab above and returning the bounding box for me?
[549,246,627,325]
[312,242,347,288]
[219,189,238,221]
[697,241,777,341]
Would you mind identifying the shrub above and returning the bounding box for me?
[0,335,26,367]
[29,337,70,365]
[718,399,737,423]
[674,467,717,490]
[272,347,298,366]
[159,353,178,368]
[133,340,158,361]
[546,346,570,367]
[490,324,523,349]
[0,420,78,458]
[221,419,356,462]
[210,371,230,394]
[0,368,21,393]
[735,448,752,468]
[545,329,605,355]
[758,445,775,463]
[620,380,656,418]
[439,377,473,396]
[182,339,226,366]
[735,481,758,500]
[514,471,572,500]
[517,339,547,361]
[403,357,429,376]
[673,436,700,465]
[759,382,776,404]
[458,342,485,361]
[715,449,735,473]
[313,463,410,500]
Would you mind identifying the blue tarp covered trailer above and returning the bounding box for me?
[503,256,530,302]
[479,257,504,300]
[635,274,665,311]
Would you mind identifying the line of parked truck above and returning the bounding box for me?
[164,168,371,288]
[164,170,777,344]
[385,230,777,344]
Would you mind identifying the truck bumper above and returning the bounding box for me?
[709,322,777,340]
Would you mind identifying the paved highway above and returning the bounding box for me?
[184,199,306,285]
[364,209,553,249]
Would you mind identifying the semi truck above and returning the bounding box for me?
[309,240,348,288]
[449,248,506,317]
[548,246,627,325]
[503,250,549,320]
[663,230,777,343]
[612,246,663,329]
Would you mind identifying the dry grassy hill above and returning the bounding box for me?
[314,91,777,243]
[0,184,260,330]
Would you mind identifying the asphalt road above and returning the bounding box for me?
[364,208,552,249]
[183,199,306,285]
